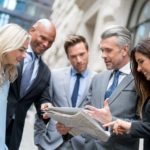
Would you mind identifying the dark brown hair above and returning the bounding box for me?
[130,38,150,111]
[64,34,88,55]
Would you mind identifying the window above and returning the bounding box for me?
[127,0,150,45]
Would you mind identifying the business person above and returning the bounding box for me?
[6,19,56,150]
[104,38,150,150]
[34,34,96,150]
[0,23,30,150]
[57,25,139,150]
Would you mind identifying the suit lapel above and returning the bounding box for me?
[29,59,43,91]
[109,73,133,104]
[64,68,72,107]
[77,72,95,107]
[77,74,91,107]
[17,60,24,95]
[93,71,112,108]
[99,71,112,107]
[23,58,45,98]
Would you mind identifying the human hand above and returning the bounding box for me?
[56,122,72,135]
[103,119,131,135]
[85,99,112,124]
[41,102,53,119]
[41,102,52,110]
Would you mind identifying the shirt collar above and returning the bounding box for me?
[27,45,39,59]
[119,62,130,75]
[71,67,89,78]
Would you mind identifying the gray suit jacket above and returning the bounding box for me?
[34,67,96,150]
[57,70,139,150]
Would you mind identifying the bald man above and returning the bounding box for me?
[6,19,56,150]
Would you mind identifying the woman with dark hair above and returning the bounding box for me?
[104,38,150,150]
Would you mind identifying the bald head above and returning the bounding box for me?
[32,19,56,36]
[29,19,56,55]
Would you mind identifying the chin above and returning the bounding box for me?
[106,66,113,70]
[12,61,19,65]
[146,76,150,81]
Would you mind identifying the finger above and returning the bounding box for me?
[56,122,64,128]
[41,103,52,110]
[104,100,110,110]
[42,113,49,119]
[104,98,109,102]
[103,121,115,127]
[85,105,98,111]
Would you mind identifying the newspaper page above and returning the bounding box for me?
[44,107,110,142]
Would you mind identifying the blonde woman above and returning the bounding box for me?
[0,24,30,150]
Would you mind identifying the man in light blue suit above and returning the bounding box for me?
[56,26,140,150]
[34,35,96,150]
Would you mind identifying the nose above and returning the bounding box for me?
[137,65,141,72]
[101,51,107,59]
[22,51,26,58]
[76,56,82,63]
[43,40,49,48]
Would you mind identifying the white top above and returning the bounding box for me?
[0,79,9,150]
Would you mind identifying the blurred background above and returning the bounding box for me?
[0,0,149,149]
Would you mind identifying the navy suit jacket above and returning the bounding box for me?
[6,58,51,150]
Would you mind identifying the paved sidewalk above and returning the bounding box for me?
[20,105,37,150]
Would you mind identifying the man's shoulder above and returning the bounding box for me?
[94,70,111,78]
[51,67,71,74]
[87,70,97,78]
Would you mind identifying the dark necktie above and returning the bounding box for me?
[20,52,36,97]
[71,73,82,107]
[105,70,121,99]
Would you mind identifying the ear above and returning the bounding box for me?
[28,27,35,34]
[122,44,129,56]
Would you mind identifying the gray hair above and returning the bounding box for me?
[101,25,132,51]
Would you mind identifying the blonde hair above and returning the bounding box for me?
[0,23,30,85]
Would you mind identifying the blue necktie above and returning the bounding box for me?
[20,52,36,97]
[105,70,121,99]
[71,73,82,107]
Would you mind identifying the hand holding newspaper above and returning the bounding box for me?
[43,107,110,142]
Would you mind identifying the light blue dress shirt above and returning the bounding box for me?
[0,79,9,150]
[70,68,90,107]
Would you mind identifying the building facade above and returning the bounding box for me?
[44,0,150,72]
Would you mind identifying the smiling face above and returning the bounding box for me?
[135,51,150,80]
[4,39,29,65]
[100,36,129,70]
[67,42,88,73]
[29,22,56,55]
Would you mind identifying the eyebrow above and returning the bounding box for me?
[20,47,27,51]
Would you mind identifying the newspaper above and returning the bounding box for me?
[43,107,110,142]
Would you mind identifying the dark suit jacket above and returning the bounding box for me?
[6,58,51,150]
[130,97,150,150]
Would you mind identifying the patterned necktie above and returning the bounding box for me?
[105,70,121,99]
[20,52,36,97]
[71,73,82,107]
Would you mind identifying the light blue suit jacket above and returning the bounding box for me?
[34,67,96,150]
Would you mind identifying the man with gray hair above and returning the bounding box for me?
[57,25,139,150]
